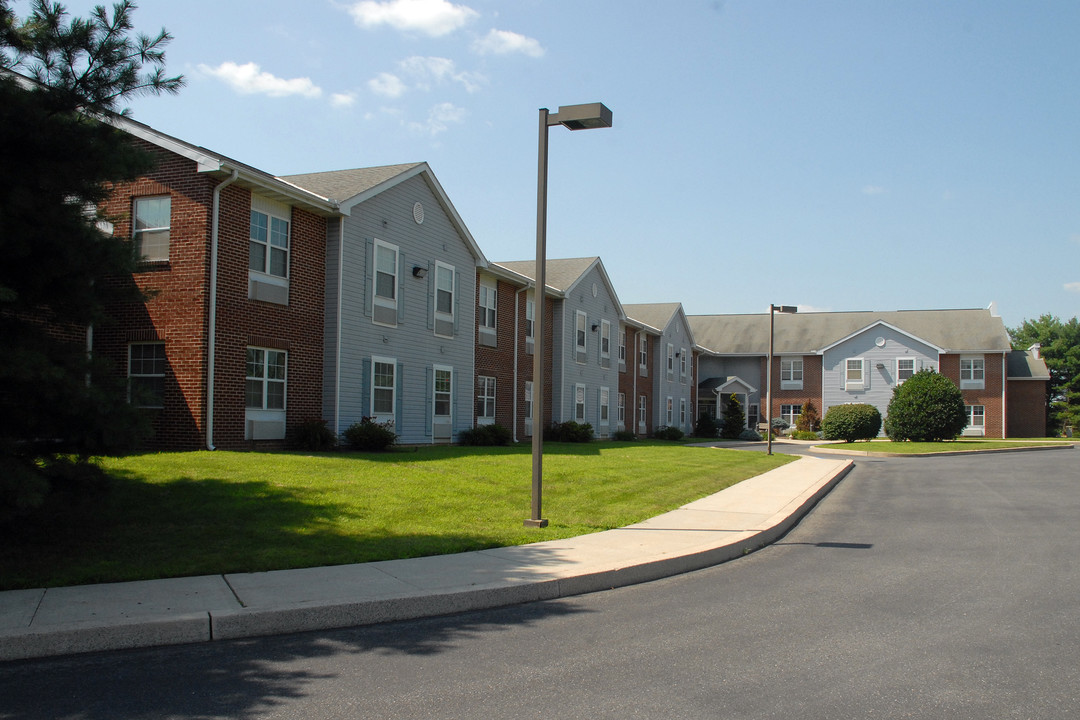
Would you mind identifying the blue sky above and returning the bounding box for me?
[18,0,1080,330]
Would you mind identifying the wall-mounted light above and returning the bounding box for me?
[675,351,681,358]
[591,323,599,332]
[876,362,886,369]
[412,265,427,279]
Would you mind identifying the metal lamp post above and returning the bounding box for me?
[766,304,797,456]
[526,103,613,528]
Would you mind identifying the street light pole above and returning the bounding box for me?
[767,304,797,456]
[526,103,612,529]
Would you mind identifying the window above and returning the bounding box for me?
[434,262,455,337]
[638,395,647,426]
[246,348,286,410]
[599,387,610,426]
[960,356,985,389]
[133,196,170,262]
[639,336,648,370]
[845,358,864,390]
[600,320,611,363]
[965,405,985,435]
[748,404,759,430]
[128,342,166,408]
[372,357,395,418]
[434,367,452,419]
[666,344,674,380]
[781,358,803,390]
[525,296,534,340]
[897,358,916,384]
[619,330,626,364]
[575,311,587,361]
[781,404,802,427]
[666,396,674,425]
[575,383,586,422]
[618,392,626,425]
[478,282,497,331]
[680,348,687,381]
[476,376,496,424]
[250,206,289,278]
[680,398,687,426]
[373,240,398,322]
[524,381,534,435]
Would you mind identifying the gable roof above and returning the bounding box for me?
[283,163,487,264]
[491,256,626,319]
[622,302,696,346]
[688,309,1013,356]
[1007,349,1051,380]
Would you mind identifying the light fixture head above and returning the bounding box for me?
[550,102,613,131]
[412,265,427,278]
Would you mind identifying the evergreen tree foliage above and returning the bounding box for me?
[1009,314,1080,434]
[883,370,968,442]
[720,393,744,439]
[0,0,182,520]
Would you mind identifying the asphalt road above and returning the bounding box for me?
[1,449,1077,719]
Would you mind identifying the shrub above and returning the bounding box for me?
[739,428,762,441]
[612,430,637,441]
[653,425,685,441]
[545,421,594,443]
[770,417,790,435]
[458,423,512,446]
[791,430,819,440]
[821,404,882,442]
[694,412,720,438]
[720,394,745,439]
[287,420,336,451]
[342,417,397,451]
[884,369,968,441]
[796,401,820,432]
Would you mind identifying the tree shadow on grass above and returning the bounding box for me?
[0,596,597,720]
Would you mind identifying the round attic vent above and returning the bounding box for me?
[413,202,424,225]
[875,336,886,347]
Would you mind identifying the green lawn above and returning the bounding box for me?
[0,442,794,590]
[816,438,1070,454]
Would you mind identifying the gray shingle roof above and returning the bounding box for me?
[492,257,599,293]
[688,309,1013,355]
[623,303,682,333]
[1007,349,1051,379]
[281,163,424,203]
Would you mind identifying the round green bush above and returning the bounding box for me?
[343,417,397,451]
[884,369,968,441]
[821,403,882,442]
[653,425,685,441]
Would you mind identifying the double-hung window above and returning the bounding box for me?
[680,398,687,427]
[618,330,627,365]
[246,348,286,411]
[600,320,611,366]
[478,283,497,331]
[434,367,452,419]
[476,376,496,424]
[434,261,455,337]
[781,404,802,427]
[845,358,865,390]
[524,381,534,435]
[133,196,171,262]
[964,405,985,435]
[638,395,647,426]
[666,396,674,425]
[680,348,687,382]
[618,392,626,427]
[575,311,587,362]
[960,356,985,389]
[250,203,289,278]
[525,296,534,341]
[129,342,166,408]
[666,344,674,380]
[575,383,586,422]
[897,357,916,384]
[639,336,648,374]
[599,387,610,436]
[371,357,396,420]
[373,240,399,325]
[781,358,803,390]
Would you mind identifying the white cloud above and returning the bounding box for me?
[330,92,358,108]
[472,29,545,57]
[1065,282,1080,294]
[199,61,322,98]
[368,72,407,98]
[861,185,886,196]
[408,102,466,136]
[398,56,485,93]
[346,0,478,37]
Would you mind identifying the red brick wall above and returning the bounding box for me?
[940,353,1005,438]
[768,355,823,426]
[618,328,654,436]
[1007,380,1048,437]
[97,141,325,450]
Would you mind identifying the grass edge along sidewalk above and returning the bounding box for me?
[1,442,795,591]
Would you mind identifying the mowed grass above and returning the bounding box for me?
[819,439,1070,454]
[0,442,795,590]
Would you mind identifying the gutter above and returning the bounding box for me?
[206,169,239,450]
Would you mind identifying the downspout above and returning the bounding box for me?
[632,329,638,434]
[334,219,344,439]
[1001,352,1007,438]
[206,169,239,450]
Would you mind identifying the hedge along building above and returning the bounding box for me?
[689,308,1050,438]
[282,164,488,445]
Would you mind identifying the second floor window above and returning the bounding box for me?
[478,283,496,331]
[133,196,171,262]
[960,357,985,389]
[781,358,803,389]
[249,208,289,278]
[434,262,455,337]
[525,297,534,339]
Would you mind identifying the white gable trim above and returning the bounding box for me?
[817,320,945,355]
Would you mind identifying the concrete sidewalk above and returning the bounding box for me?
[0,455,852,662]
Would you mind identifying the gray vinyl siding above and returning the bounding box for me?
[328,175,477,444]
[555,265,621,434]
[822,327,938,428]
[653,314,695,433]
